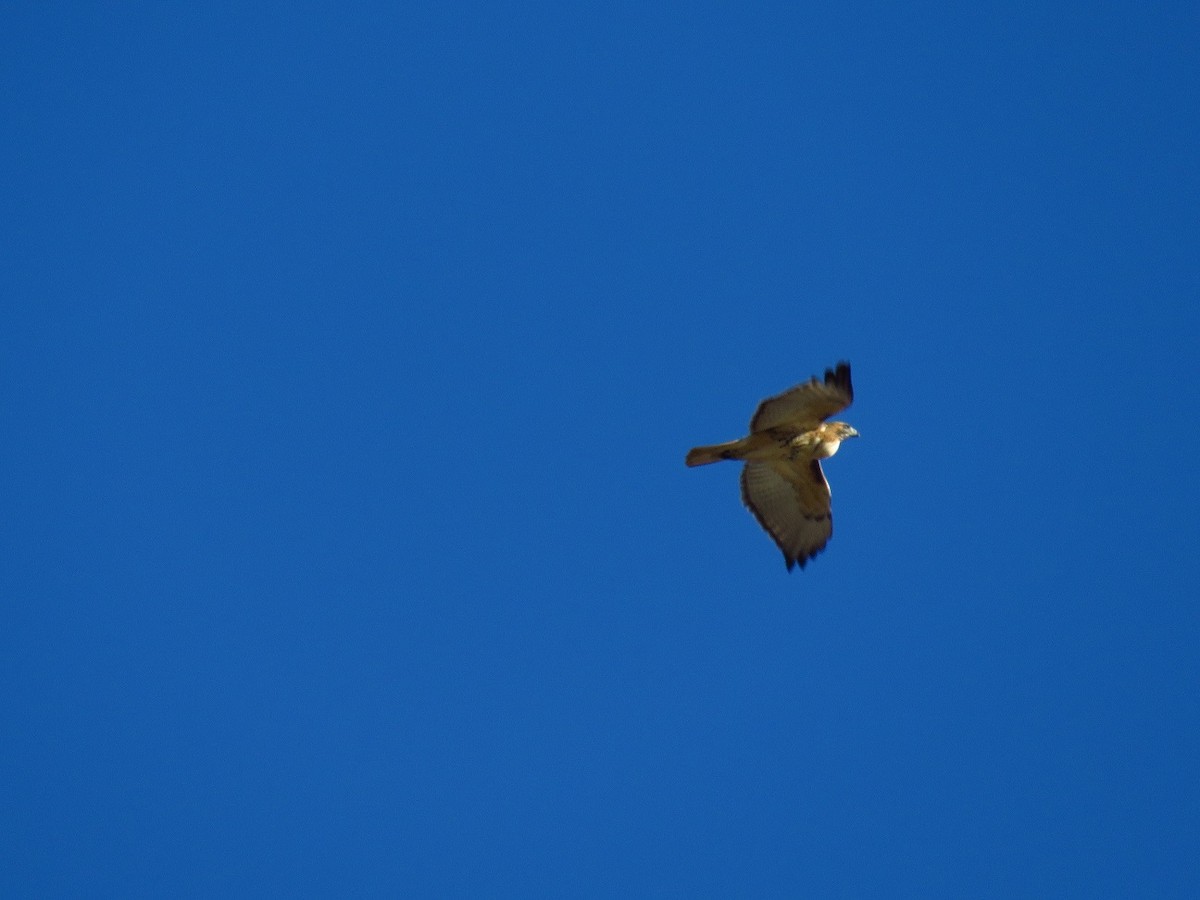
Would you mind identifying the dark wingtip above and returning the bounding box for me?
[827,360,852,402]
[787,555,811,572]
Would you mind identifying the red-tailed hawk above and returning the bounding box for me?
[686,362,858,571]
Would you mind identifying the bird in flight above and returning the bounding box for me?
[686,362,858,571]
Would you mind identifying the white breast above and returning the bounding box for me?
[816,440,841,459]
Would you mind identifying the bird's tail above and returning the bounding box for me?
[685,439,745,467]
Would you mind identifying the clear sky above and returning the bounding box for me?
[3,2,1198,896]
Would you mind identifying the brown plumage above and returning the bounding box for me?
[686,362,858,571]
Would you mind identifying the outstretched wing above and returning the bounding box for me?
[740,460,833,571]
[749,362,853,433]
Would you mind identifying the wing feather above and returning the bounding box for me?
[740,460,833,571]
[749,362,853,433]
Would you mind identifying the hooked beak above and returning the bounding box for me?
[847,427,860,438]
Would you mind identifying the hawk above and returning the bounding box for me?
[686,362,858,571]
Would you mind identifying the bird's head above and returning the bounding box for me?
[827,422,859,441]
[813,421,859,459]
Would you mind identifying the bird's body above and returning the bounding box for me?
[686,362,858,571]
[686,420,855,466]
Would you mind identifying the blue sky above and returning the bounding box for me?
[3,2,1198,896]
